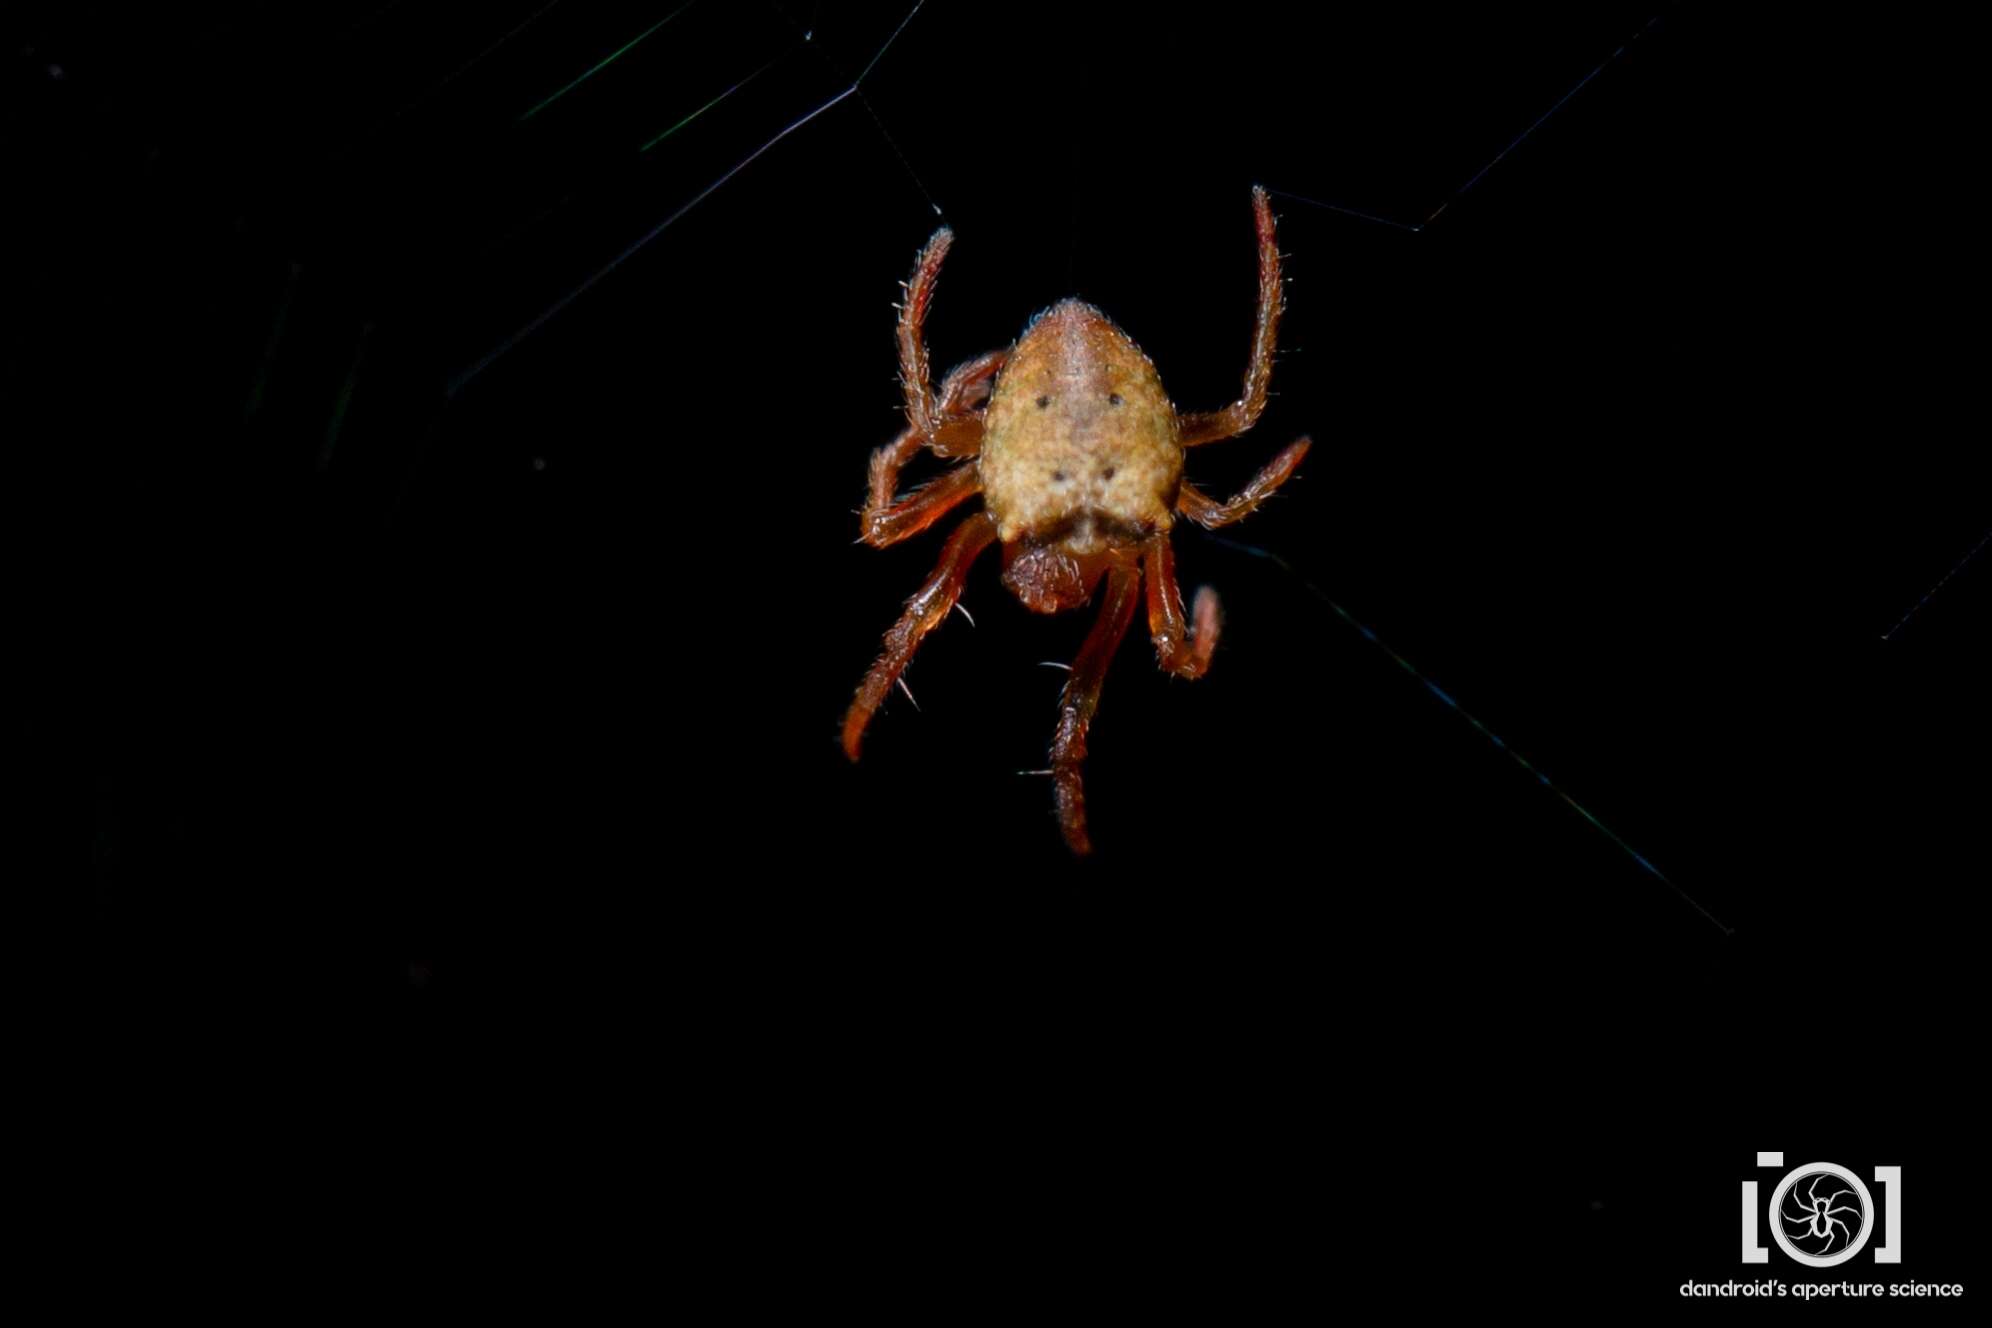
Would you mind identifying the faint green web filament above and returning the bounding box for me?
[518,2,700,122]
[641,52,783,153]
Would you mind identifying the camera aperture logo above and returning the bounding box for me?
[1742,1155,1897,1269]
[1678,1153,1966,1301]
[1769,1163,1872,1267]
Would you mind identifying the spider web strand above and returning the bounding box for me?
[518,2,701,122]
[640,50,788,152]
[1273,8,1670,233]
[856,0,927,85]
[775,1,942,215]
[1205,534,1734,937]
[448,86,855,396]
[1881,521,1992,640]
[1421,10,1668,228]
[451,2,934,394]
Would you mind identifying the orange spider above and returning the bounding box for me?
[843,186,1311,854]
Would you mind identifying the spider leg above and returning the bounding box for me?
[1177,436,1312,529]
[898,227,953,441]
[1051,559,1143,855]
[897,224,1007,434]
[862,458,981,548]
[843,513,998,760]
[1142,534,1220,680]
[928,350,1008,457]
[860,351,1009,544]
[1178,185,1283,448]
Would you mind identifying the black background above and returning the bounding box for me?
[15,1,1984,1301]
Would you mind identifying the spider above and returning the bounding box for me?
[842,187,1312,854]
[1780,1175,1862,1254]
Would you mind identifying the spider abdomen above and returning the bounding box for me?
[978,300,1181,559]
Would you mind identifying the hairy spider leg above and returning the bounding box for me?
[1141,534,1220,680]
[892,222,1005,453]
[1178,436,1313,529]
[862,460,981,548]
[844,513,998,760]
[924,349,1007,457]
[1051,558,1144,855]
[1178,185,1284,448]
[897,226,952,439]
[862,350,1008,546]
[863,349,1008,545]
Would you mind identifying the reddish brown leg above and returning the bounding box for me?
[862,350,1010,545]
[1051,559,1143,855]
[1179,186,1283,447]
[927,350,1007,457]
[1177,436,1312,529]
[898,228,953,440]
[862,458,980,548]
[1141,535,1220,680]
[844,513,999,760]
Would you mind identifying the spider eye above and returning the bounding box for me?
[1051,470,1068,483]
[1036,395,1051,409]
[1100,467,1116,481]
[1108,393,1123,406]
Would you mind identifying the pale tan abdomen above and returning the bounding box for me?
[977,300,1182,553]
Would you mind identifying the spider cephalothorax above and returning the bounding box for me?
[844,187,1311,854]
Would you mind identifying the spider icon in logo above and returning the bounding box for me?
[1771,1163,1873,1267]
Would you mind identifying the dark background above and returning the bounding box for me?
[15,1,1983,1300]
